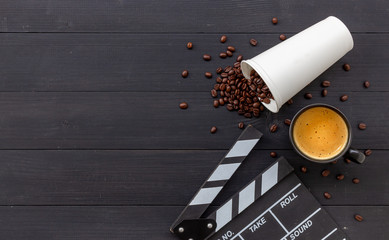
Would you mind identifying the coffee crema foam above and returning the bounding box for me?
[292,106,348,160]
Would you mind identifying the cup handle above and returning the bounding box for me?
[345,147,366,164]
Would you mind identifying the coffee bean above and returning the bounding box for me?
[250,38,258,46]
[238,122,244,129]
[213,100,219,108]
[226,104,234,111]
[181,70,189,78]
[236,55,243,62]
[343,63,351,71]
[340,94,348,102]
[322,89,328,97]
[358,122,366,130]
[352,178,360,184]
[280,34,286,41]
[244,112,252,118]
[219,98,225,106]
[270,124,278,133]
[336,174,345,180]
[272,17,278,24]
[304,93,313,99]
[344,158,351,164]
[322,80,331,87]
[216,67,223,74]
[300,166,307,173]
[227,46,235,52]
[324,192,332,199]
[211,89,217,98]
[364,149,372,156]
[321,169,330,177]
[363,81,370,88]
[219,52,227,58]
[220,35,227,43]
[226,50,233,57]
[205,72,212,78]
[179,102,188,109]
[263,98,271,104]
[284,119,291,126]
[186,42,193,49]
[331,160,337,165]
[203,54,211,61]
[270,151,277,158]
[210,126,217,134]
[354,214,363,222]
[287,99,293,105]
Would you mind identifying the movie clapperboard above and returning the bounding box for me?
[170,125,348,240]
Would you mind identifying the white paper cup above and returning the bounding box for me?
[241,16,354,113]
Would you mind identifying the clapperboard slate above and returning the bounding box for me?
[170,125,347,240]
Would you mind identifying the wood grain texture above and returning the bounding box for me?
[0,91,384,150]
[0,0,388,33]
[0,206,385,240]
[0,150,385,206]
[0,33,386,92]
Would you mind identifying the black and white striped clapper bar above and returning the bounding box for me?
[170,125,348,240]
[170,125,279,239]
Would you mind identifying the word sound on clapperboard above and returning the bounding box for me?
[171,125,348,240]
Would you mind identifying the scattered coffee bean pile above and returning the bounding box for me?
[211,60,275,118]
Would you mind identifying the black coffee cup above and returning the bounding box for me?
[289,103,365,164]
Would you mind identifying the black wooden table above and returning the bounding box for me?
[0,1,388,239]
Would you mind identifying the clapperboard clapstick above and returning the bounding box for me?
[171,125,348,240]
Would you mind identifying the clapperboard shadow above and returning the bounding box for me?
[170,125,348,240]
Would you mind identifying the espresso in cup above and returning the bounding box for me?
[290,104,365,164]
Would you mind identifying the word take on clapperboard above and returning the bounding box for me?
[170,125,348,240]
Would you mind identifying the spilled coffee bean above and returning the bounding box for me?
[340,94,348,102]
[364,81,370,88]
[182,70,189,78]
[322,80,331,87]
[220,35,227,43]
[358,122,367,130]
[322,89,328,97]
[343,63,351,71]
[238,122,244,129]
[205,72,212,78]
[280,34,287,41]
[272,17,278,24]
[270,151,277,158]
[354,214,363,222]
[323,192,332,199]
[284,119,291,126]
[352,178,360,184]
[187,42,193,49]
[179,102,188,109]
[287,99,294,105]
[227,46,236,52]
[364,149,372,156]
[336,174,345,180]
[210,126,217,134]
[300,166,307,173]
[219,52,227,58]
[270,124,278,133]
[321,169,330,177]
[250,38,258,46]
[304,93,313,99]
[203,54,211,61]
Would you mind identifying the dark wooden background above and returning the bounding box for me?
[0,0,388,239]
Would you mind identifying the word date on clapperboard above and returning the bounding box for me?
[171,125,348,240]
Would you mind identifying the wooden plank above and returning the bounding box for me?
[0,33,387,92]
[0,150,386,206]
[0,0,388,33]
[0,206,385,240]
[0,91,384,150]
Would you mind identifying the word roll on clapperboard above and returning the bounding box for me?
[170,125,348,240]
